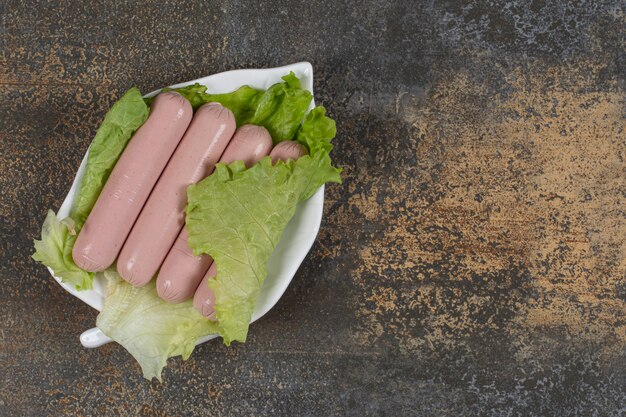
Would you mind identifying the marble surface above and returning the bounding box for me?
[1,1,624,415]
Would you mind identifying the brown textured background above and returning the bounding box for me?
[1,1,625,416]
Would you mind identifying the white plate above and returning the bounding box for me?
[49,62,324,348]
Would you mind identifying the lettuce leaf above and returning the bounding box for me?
[32,210,92,290]
[152,72,312,143]
[185,106,341,344]
[294,106,342,199]
[33,87,149,290]
[145,83,211,111]
[296,106,336,155]
[240,72,312,141]
[96,270,218,381]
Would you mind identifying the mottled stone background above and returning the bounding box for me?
[1,1,625,416]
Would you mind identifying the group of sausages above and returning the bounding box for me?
[71,92,307,318]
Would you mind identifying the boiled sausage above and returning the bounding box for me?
[72,92,192,272]
[117,103,236,286]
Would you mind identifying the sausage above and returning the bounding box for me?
[269,140,308,164]
[72,92,192,272]
[193,262,217,319]
[157,227,213,301]
[156,125,273,303]
[215,124,275,167]
[117,103,236,286]
[192,139,309,318]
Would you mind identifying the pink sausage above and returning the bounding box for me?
[192,139,309,318]
[72,92,192,272]
[269,140,308,164]
[156,125,273,303]
[193,263,217,319]
[117,103,236,286]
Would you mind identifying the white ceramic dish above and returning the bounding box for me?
[48,62,324,348]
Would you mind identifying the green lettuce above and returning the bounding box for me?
[33,87,149,290]
[149,72,312,142]
[96,270,218,381]
[145,83,212,110]
[185,105,341,344]
[32,210,92,290]
[294,106,342,198]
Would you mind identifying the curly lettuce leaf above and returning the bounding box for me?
[32,210,92,290]
[241,72,312,141]
[96,270,218,381]
[156,72,312,143]
[295,106,342,199]
[145,83,210,110]
[186,159,301,344]
[185,105,341,344]
[181,84,263,123]
[296,106,336,154]
[33,87,149,290]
